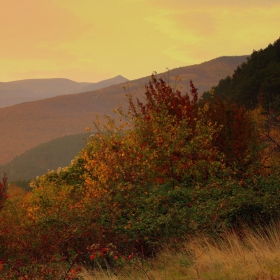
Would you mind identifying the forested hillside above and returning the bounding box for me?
[203,38,280,166]
[203,38,280,110]
[0,133,90,182]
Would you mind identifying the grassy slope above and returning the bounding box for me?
[81,224,280,280]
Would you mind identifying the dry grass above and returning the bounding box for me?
[81,224,280,280]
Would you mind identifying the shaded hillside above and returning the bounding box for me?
[0,55,248,165]
[0,133,90,181]
[0,75,127,108]
[203,38,280,110]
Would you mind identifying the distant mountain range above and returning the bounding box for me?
[0,75,127,108]
[0,55,248,165]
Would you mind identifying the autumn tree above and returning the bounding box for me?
[80,75,228,251]
[0,173,7,212]
[202,94,261,174]
[251,104,280,170]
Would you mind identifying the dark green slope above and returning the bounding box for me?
[0,133,90,182]
[203,38,280,110]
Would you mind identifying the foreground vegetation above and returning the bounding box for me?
[0,39,280,279]
[81,224,280,280]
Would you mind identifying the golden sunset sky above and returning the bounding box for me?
[0,0,279,82]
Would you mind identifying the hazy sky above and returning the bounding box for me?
[0,0,279,82]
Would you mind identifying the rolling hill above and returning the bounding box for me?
[0,55,248,165]
[0,75,127,108]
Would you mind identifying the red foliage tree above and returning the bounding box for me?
[202,95,260,172]
[128,74,198,130]
[0,173,7,212]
